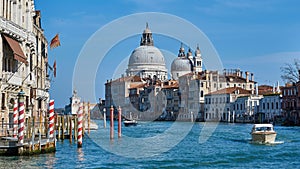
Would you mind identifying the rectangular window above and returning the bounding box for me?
[1,93,5,110]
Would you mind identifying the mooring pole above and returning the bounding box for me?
[118,106,122,138]
[77,103,83,148]
[17,90,25,153]
[103,108,106,128]
[49,100,54,139]
[88,102,90,135]
[69,116,72,143]
[13,100,18,138]
[110,106,114,140]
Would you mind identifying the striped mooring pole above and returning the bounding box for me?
[13,100,18,138]
[77,103,83,148]
[49,100,55,139]
[18,90,25,145]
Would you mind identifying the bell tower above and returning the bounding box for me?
[193,44,202,73]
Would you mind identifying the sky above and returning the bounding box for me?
[34,0,300,108]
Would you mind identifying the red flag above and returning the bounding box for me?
[53,60,56,77]
[50,34,61,49]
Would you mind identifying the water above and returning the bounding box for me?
[0,121,299,168]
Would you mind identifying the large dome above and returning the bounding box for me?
[128,46,166,68]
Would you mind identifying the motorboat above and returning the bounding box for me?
[123,112,137,127]
[123,119,138,127]
[251,124,277,144]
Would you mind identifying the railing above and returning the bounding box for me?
[0,16,35,43]
[2,71,22,86]
[36,88,49,99]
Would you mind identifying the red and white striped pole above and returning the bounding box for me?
[48,100,55,139]
[110,106,114,140]
[118,106,122,138]
[18,90,25,145]
[77,103,83,148]
[13,100,18,138]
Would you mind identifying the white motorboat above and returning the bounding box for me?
[124,112,138,127]
[123,119,138,127]
[251,124,277,144]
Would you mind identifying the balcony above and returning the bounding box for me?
[0,16,35,43]
[2,71,22,86]
[36,88,49,100]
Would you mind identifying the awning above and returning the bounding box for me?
[2,34,28,64]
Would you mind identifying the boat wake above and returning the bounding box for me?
[249,140,284,145]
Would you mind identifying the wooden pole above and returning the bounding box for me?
[118,106,122,138]
[58,116,61,140]
[27,117,30,139]
[69,116,72,143]
[110,106,114,140]
[31,117,35,151]
[62,115,65,140]
[74,115,77,141]
[88,102,90,135]
[39,109,42,136]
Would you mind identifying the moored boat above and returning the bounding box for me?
[251,124,277,144]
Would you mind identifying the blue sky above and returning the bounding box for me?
[35,0,300,107]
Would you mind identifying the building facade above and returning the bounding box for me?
[281,73,300,125]
[0,0,50,135]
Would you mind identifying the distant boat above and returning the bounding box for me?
[123,112,137,127]
[123,119,138,127]
[251,124,277,144]
[85,120,98,130]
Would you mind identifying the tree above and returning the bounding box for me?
[280,59,300,83]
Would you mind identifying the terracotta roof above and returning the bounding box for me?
[106,75,142,84]
[258,85,282,95]
[129,83,146,89]
[206,87,252,95]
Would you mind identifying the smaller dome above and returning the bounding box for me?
[171,58,192,72]
[171,57,193,80]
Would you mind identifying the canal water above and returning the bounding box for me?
[0,121,299,168]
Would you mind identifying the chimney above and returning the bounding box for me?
[245,71,249,83]
[298,70,300,81]
[250,73,254,81]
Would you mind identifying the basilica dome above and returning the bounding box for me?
[126,23,167,81]
[128,46,166,69]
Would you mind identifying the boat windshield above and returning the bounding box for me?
[254,127,273,131]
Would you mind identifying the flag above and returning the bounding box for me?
[53,60,57,77]
[50,34,61,49]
